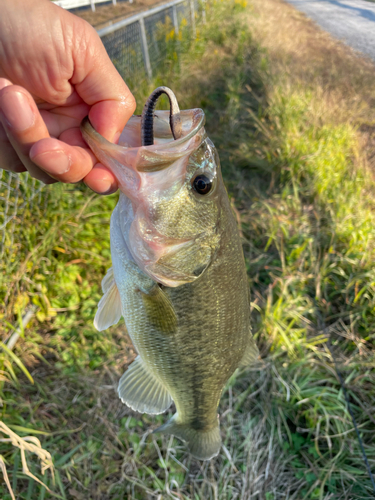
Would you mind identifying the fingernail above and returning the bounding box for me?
[101,182,117,195]
[99,179,113,193]
[0,91,35,131]
[32,150,71,175]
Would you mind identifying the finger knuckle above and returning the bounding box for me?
[125,94,137,114]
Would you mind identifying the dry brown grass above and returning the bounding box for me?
[251,0,375,91]
[0,421,54,499]
[249,0,375,169]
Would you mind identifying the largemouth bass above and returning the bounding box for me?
[81,87,258,460]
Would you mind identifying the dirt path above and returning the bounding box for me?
[72,0,167,29]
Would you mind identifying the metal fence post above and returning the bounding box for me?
[189,0,196,38]
[172,4,179,35]
[139,17,153,80]
[90,0,95,12]
[112,0,117,5]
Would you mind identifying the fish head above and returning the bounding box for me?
[81,108,224,287]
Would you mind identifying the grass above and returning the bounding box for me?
[1,0,375,498]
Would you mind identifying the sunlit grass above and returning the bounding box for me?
[1,0,375,498]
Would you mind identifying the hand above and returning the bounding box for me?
[0,0,136,194]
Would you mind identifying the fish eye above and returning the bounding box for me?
[192,174,213,195]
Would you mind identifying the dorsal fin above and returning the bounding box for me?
[94,268,122,331]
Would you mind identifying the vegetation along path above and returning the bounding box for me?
[285,0,375,61]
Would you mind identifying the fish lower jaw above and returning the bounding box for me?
[129,238,198,286]
[131,238,192,266]
[144,264,199,287]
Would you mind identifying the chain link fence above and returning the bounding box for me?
[0,0,202,260]
[99,0,198,79]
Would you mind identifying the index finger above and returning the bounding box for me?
[70,21,136,143]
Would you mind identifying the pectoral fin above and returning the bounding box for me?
[239,335,259,367]
[141,285,178,335]
[94,268,122,331]
[118,356,172,414]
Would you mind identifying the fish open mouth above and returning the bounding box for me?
[81,89,205,170]
[81,87,218,288]
[80,88,207,207]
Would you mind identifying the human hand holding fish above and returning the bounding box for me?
[0,0,135,194]
[81,87,259,460]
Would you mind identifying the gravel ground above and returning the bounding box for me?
[285,0,375,61]
[72,0,166,29]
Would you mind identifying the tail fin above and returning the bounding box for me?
[155,415,221,460]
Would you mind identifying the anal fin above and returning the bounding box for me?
[118,356,172,414]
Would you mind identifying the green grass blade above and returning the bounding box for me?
[0,341,34,384]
